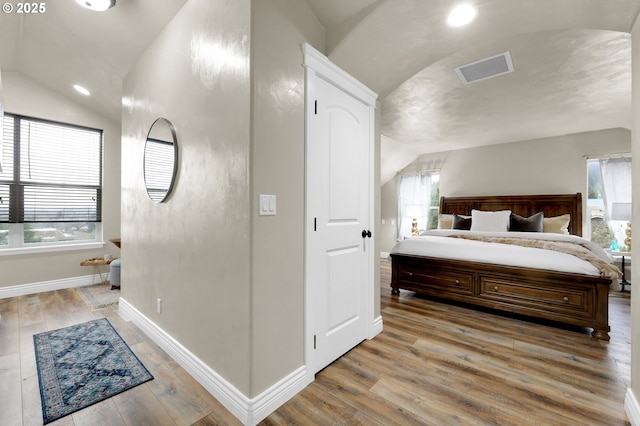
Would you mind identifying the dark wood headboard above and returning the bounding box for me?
[439,193,583,236]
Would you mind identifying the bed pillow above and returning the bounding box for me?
[543,214,570,234]
[470,210,511,232]
[438,214,454,229]
[509,212,544,232]
[452,214,472,230]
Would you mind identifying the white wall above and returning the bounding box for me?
[121,0,253,394]
[250,0,324,395]
[122,0,333,406]
[0,72,121,287]
[380,128,631,252]
[627,14,640,423]
[251,0,382,398]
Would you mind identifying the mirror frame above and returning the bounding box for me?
[143,117,178,203]
[0,70,4,173]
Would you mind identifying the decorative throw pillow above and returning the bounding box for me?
[470,209,511,232]
[452,214,472,230]
[543,214,571,234]
[509,212,544,232]
[438,214,454,229]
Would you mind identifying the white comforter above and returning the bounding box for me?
[390,230,614,277]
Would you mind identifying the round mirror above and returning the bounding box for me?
[144,117,178,203]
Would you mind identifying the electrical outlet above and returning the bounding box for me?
[156,298,162,314]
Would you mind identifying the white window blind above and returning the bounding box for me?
[144,138,174,201]
[0,114,102,223]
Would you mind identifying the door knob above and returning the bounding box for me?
[362,230,372,238]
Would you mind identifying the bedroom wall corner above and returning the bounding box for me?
[380,176,399,254]
[626,13,640,425]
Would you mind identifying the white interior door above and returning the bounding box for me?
[306,72,373,375]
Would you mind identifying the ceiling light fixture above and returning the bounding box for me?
[75,0,115,12]
[447,4,476,27]
[73,85,91,96]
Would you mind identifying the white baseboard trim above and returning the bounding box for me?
[118,298,312,426]
[370,315,383,339]
[0,273,109,299]
[250,365,311,424]
[625,388,640,425]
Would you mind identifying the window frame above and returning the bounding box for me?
[0,113,104,255]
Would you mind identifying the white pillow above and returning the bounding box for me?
[470,209,511,232]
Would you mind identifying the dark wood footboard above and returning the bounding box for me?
[390,254,612,341]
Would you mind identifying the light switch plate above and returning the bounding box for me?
[259,194,276,216]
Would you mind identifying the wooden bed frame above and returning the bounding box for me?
[390,193,612,340]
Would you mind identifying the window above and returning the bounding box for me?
[587,160,610,247]
[427,174,440,230]
[587,156,632,249]
[0,113,102,250]
[398,172,440,238]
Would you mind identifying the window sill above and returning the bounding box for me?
[0,241,106,256]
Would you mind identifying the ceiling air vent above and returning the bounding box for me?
[455,51,514,84]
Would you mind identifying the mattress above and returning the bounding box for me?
[391,230,615,277]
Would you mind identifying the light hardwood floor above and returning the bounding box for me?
[0,260,631,425]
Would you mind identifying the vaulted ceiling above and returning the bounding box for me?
[307,0,639,183]
[1,0,638,184]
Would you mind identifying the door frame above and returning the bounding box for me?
[302,43,380,377]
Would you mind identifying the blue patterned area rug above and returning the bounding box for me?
[33,318,153,424]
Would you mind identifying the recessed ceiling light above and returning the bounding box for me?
[447,4,477,27]
[73,85,90,96]
[75,0,115,12]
